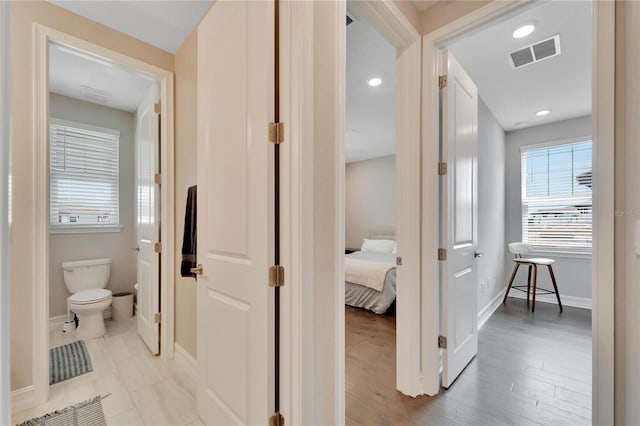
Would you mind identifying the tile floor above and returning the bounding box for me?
[12,318,202,426]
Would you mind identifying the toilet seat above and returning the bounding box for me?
[69,288,112,305]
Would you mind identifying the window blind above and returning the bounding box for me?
[521,140,592,252]
[50,121,120,227]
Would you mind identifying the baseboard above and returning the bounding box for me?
[11,386,34,413]
[478,291,504,329]
[508,292,592,310]
[174,343,197,379]
[49,307,113,331]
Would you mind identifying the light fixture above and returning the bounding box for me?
[513,24,535,39]
[368,78,382,87]
[515,121,528,128]
[536,109,550,117]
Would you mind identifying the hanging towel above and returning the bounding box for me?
[181,185,197,278]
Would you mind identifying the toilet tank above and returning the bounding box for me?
[62,258,111,294]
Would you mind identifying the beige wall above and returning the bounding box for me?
[419,1,492,35]
[174,29,198,359]
[392,0,421,33]
[10,1,173,391]
[345,155,396,249]
[48,93,137,317]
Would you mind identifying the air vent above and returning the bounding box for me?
[346,15,353,26]
[508,35,561,69]
[80,85,111,105]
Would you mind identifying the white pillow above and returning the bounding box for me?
[361,239,395,254]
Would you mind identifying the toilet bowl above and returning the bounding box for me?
[62,258,112,339]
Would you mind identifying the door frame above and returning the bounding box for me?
[32,24,175,404]
[422,1,615,423]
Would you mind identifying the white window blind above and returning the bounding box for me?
[521,140,592,252]
[50,120,120,227]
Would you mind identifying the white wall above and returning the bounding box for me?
[477,98,506,316]
[48,93,137,317]
[505,115,592,305]
[345,155,396,249]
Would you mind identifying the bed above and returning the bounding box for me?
[345,227,397,314]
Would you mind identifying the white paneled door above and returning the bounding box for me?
[135,84,160,355]
[440,51,479,388]
[196,1,274,424]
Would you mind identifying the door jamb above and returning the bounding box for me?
[422,1,615,423]
[32,24,176,405]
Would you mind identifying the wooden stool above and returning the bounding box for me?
[502,243,563,313]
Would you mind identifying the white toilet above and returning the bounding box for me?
[62,258,113,339]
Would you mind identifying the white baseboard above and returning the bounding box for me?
[174,343,197,379]
[11,386,34,413]
[508,292,592,310]
[478,291,504,329]
[49,307,113,331]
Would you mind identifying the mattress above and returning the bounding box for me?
[345,251,396,314]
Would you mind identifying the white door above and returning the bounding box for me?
[196,1,273,424]
[440,51,479,388]
[135,84,160,355]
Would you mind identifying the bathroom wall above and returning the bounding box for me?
[48,93,137,317]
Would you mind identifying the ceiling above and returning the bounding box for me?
[49,43,154,112]
[411,0,439,12]
[49,0,213,54]
[346,18,396,163]
[448,1,592,131]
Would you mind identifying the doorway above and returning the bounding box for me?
[31,25,175,404]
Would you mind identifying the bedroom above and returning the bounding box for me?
[345,2,593,424]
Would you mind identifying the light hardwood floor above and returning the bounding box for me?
[12,319,201,426]
[346,298,592,426]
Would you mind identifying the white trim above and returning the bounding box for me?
[347,0,419,49]
[32,25,176,406]
[49,117,121,137]
[49,314,68,331]
[517,135,592,152]
[49,225,123,234]
[507,293,592,311]
[173,343,197,380]
[11,386,35,414]
[0,2,11,423]
[422,1,615,421]
[478,291,503,329]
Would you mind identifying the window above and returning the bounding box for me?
[50,119,120,230]
[521,139,592,253]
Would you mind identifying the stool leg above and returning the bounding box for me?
[547,265,563,312]
[503,263,520,305]
[531,265,538,313]
[527,265,532,305]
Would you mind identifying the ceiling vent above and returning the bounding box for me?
[508,35,561,69]
[80,85,111,105]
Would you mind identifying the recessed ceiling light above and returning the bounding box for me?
[513,24,535,39]
[368,78,382,87]
[516,122,528,128]
[536,109,550,117]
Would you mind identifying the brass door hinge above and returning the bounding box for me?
[269,412,285,426]
[438,248,447,261]
[438,162,448,176]
[269,122,285,144]
[438,335,447,349]
[154,103,161,114]
[154,173,162,185]
[154,312,161,323]
[269,265,285,287]
[154,242,162,253]
[439,75,448,89]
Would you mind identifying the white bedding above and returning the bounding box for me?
[345,251,397,314]
[344,257,395,292]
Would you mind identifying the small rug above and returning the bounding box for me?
[16,395,108,426]
[49,341,93,385]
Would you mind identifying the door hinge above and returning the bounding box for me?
[154,242,162,253]
[269,412,285,426]
[154,103,161,114]
[439,75,448,89]
[438,248,447,261]
[154,173,162,185]
[269,265,285,287]
[438,162,447,176]
[438,335,447,349]
[269,122,285,144]
[154,312,162,323]
[396,256,402,266]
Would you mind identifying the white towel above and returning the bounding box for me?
[345,258,395,292]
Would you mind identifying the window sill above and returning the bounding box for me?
[49,225,123,235]
[529,249,592,260]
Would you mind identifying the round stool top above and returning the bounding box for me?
[513,257,556,265]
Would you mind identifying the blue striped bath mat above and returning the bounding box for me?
[49,341,93,385]
[17,395,107,426]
